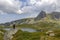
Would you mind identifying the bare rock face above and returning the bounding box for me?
[35,11,46,20]
[51,12,60,19]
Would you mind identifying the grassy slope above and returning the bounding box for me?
[13,14,60,40]
[0,29,6,40]
[12,30,41,40]
[12,30,60,40]
[0,33,3,40]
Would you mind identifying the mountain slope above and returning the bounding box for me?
[50,12,60,19]
[0,11,60,27]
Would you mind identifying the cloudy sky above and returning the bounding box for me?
[0,0,60,23]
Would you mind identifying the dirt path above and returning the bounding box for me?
[4,28,18,40]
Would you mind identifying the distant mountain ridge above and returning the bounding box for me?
[50,12,60,19]
[0,11,60,26]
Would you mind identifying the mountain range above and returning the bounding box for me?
[0,11,60,27]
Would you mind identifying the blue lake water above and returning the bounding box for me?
[2,28,37,32]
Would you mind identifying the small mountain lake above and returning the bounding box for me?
[20,28,37,32]
[2,28,38,32]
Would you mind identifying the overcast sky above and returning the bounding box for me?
[0,0,60,23]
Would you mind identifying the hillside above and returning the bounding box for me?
[0,11,60,40]
[11,11,60,40]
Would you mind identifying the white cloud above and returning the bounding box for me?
[17,10,23,14]
[0,0,22,14]
[22,0,60,13]
[0,0,60,14]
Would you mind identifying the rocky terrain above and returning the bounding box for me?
[50,12,60,19]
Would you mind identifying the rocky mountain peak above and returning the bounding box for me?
[35,11,46,20]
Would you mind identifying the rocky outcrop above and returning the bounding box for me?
[50,12,60,19]
[35,11,46,20]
